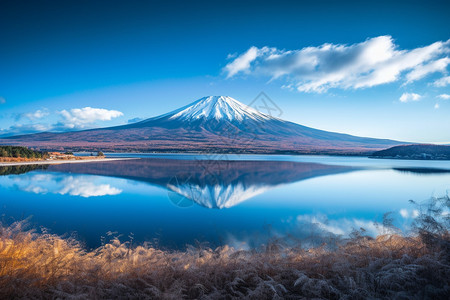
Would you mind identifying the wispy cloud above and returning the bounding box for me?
[437,93,450,100]
[224,36,450,93]
[433,75,450,87]
[405,57,450,83]
[224,46,265,78]
[0,123,52,136]
[128,117,144,124]
[20,109,50,121]
[399,92,421,103]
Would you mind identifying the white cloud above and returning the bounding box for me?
[0,123,52,137]
[1,106,124,136]
[399,92,421,103]
[11,173,122,198]
[437,93,450,99]
[224,36,450,92]
[405,57,450,83]
[58,176,122,197]
[224,46,270,78]
[433,75,450,87]
[24,109,49,120]
[58,107,123,129]
[24,186,48,194]
[435,103,440,109]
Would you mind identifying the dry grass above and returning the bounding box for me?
[0,157,45,163]
[0,156,104,163]
[1,197,449,299]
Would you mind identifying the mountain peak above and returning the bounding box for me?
[168,96,272,122]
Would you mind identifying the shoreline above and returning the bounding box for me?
[0,157,139,167]
[98,151,372,157]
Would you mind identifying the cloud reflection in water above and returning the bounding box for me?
[7,173,122,198]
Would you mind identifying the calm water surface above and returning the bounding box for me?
[1,154,449,249]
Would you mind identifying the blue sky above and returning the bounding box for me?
[0,0,449,143]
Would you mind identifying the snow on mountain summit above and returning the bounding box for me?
[169,96,273,122]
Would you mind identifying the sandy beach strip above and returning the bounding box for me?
[0,157,139,167]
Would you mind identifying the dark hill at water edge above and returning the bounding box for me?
[0,96,407,154]
[370,144,450,160]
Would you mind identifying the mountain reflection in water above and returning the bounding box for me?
[42,158,358,208]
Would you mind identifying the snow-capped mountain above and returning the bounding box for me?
[169,96,272,122]
[0,95,406,153]
[126,95,280,133]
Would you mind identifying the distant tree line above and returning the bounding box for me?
[0,146,48,159]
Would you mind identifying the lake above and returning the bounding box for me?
[1,154,449,250]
